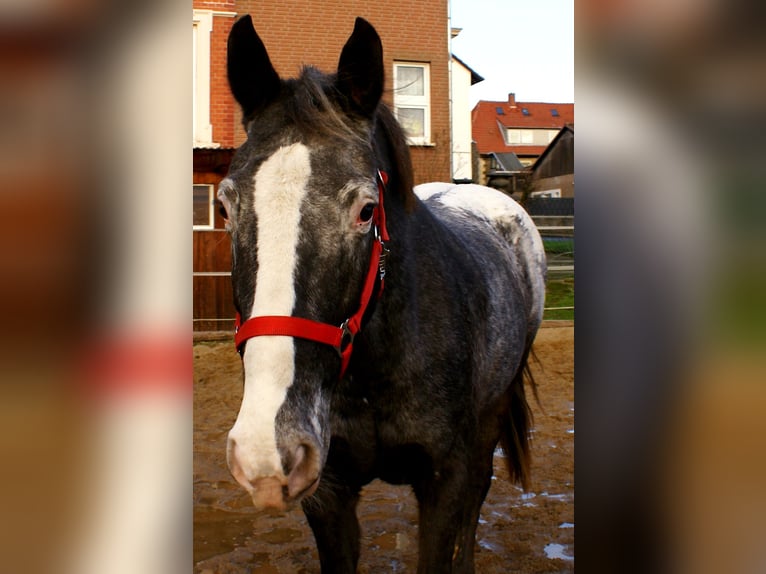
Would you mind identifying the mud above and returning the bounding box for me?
[194,325,574,573]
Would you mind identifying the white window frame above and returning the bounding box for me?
[393,62,431,145]
[193,10,214,146]
[193,184,215,230]
[506,128,532,145]
[506,128,553,146]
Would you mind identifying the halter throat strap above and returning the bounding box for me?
[234,170,390,379]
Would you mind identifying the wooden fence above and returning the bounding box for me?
[194,214,574,331]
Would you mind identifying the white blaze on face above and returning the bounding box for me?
[228,143,311,480]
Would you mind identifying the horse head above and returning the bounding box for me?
[220,16,388,510]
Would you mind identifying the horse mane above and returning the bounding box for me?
[372,103,417,212]
[288,67,416,212]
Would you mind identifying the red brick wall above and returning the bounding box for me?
[232,0,451,184]
[195,0,237,148]
[210,15,236,147]
[194,0,235,9]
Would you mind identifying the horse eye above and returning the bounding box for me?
[359,203,375,223]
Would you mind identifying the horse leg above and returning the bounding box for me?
[450,448,495,573]
[302,482,361,574]
[411,452,489,574]
[413,444,496,574]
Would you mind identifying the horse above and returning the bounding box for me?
[219,15,547,573]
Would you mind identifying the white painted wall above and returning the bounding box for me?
[451,58,474,182]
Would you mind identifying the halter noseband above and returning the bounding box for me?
[234,170,390,379]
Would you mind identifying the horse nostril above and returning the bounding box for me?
[287,443,320,499]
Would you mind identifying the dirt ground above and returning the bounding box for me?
[193,325,574,573]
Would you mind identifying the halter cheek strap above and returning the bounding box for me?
[234,170,390,379]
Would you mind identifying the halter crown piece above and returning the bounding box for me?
[234,170,390,379]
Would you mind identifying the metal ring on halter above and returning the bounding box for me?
[335,319,355,358]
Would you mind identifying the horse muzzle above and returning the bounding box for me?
[226,438,321,510]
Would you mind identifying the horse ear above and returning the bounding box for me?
[227,15,280,119]
[336,17,384,117]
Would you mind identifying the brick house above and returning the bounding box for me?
[234,0,451,182]
[472,93,574,189]
[193,0,452,331]
[193,1,238,331]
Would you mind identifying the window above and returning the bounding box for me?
[551,109,560,117]
[496,106,505,115]
[394,62,430,145]
[531,189,561,199]
[193,10,214,146]
[521,107,530,116]
[505,129,534,145]
[505,128,553,146]
[193,184,214,229]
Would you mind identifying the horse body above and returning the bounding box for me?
[220,15,546,573]
[415,182,547,339]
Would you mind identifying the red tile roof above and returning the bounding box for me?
[472,98,574,156]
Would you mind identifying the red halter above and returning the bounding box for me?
[234,170,390,378]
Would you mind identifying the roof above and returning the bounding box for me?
[451,54,484,85]
[531,125,574,173]
[491,152,525,172]
[472,99,574,155]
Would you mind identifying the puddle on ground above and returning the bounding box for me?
[540,492,571,502]
[544,542,574,561]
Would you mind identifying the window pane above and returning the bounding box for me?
[396,107,425,139]
[506,129,520,144]
[193,185,212,227]
[521,130,534,144]
[396,66,424,96]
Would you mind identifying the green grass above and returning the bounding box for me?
[712,268,766,344]
[544,276,574,320]
[542,238,574,254]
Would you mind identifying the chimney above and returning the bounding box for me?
[508,93,516,108]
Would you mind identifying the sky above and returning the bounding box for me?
[450,0,574,107]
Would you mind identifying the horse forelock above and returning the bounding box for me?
[284,67,369,144]
[273,66,417,213]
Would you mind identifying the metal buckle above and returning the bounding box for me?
[378,242,389,280]
[373,225,389,280]
[335,319,354,358]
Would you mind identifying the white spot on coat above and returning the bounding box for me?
[414,183,547,326]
